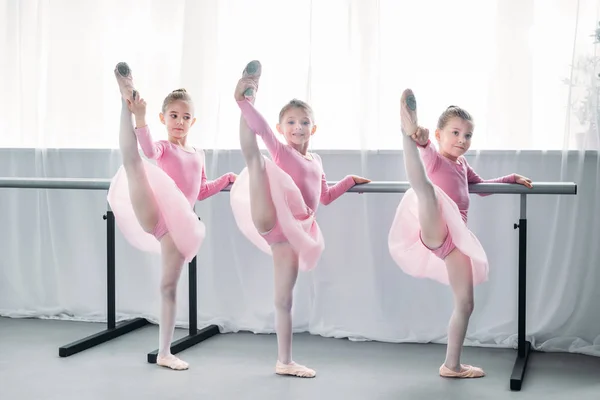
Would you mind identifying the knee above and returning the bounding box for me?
[274,293,293,314]
[455,297,474,316]
[160,280,177,301]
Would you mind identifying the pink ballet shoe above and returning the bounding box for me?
[156,354,189,371]
[114,62,137,102]
[439,363,485,379]
[400,88,418,136]
[242,60,262,101]
[275,360,316,378]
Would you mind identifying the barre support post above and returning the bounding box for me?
[107,208,116,329]
[58,204,149,357]
[510,194,531,390]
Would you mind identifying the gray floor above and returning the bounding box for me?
[1,317,599,399]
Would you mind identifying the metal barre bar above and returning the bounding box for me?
[0,178,111,190]
[467,182,576,195]
[0,178,577,195]
[342,181,577,195]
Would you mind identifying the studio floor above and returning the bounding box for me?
[1,317,599,400]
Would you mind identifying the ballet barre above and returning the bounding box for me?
[0,178,578,391]
[338,181,576,195]
[0,178,150,356]
[0,177,220,364]
[330,180,576,391]
[0,177,111,190]
[327,180,576,391]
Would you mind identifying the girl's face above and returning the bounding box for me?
[435,117,473,161]
[160,100,196,139]
[276,107,316,146]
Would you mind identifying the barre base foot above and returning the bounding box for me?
[59,317,150,357]
[147,324,220,364]
[509,340,532,391]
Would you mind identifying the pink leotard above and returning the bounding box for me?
[107,126,234,263]
[230,99,356,271]
[136,126,234,206]
[418,139,515,223]
[237,100,355,212]
[388,139,517,286]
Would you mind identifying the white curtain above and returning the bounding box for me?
[2,0,595,151]
[1,0,599,357]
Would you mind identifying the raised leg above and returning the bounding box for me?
[237,61,277,234]
[400,89,447,249]
[115,63,159,233]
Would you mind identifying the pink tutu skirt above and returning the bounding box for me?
[107,158,205,263]
[229,157,324,272]
[388,185,488,285]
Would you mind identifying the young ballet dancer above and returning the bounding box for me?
[107,62,236,371]
[229,60,370,378]
[388,89,532,379]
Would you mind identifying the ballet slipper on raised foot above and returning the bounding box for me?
[241,60,262,101]
[275,360,316,378]
[114,61,137,102]
[156,354,189,371]
[400,88,418,137]
[439,363,485,379]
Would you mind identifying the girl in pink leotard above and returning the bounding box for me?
[107,62,236,371]
[229,60,370,378]
[389,89,532,379]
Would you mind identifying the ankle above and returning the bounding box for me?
[158,351,172,359]
[278,357,292,365]
[444,361,460,371]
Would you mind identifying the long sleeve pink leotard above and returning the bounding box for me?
[418,139,515,222]
[237,99,355,212]
[135,126,234,205]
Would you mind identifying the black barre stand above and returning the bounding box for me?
[509,194,532,391]
[146,218,221,364]
[58,208,150,357]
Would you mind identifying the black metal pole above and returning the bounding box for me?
[107,211,116,330]
[518,217,527,357]
[510,194,532,391]
[189,257,198,333]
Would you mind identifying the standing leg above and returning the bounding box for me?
[440,248,485,378]
[156,233,188,370]
[115,63,160,233]
[271,243,315,378]
[400,89,447,249]
[237,61,278,234]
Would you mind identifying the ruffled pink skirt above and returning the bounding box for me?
[107,159,205,263]
[229,157,324,272]
[388,185,488,285]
